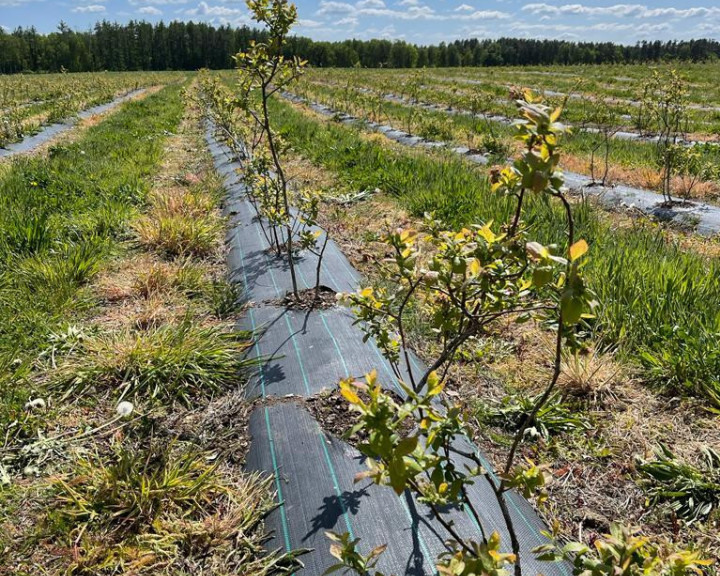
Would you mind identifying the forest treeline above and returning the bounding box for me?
[2,20,720,73]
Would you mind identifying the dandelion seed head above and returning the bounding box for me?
[116,401,134,417]
[24,398,46,411]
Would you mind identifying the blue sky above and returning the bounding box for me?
[2,0,720,44]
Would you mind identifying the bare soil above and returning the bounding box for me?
[268,285,338,310]
[305,387,414,446]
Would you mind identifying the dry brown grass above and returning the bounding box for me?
[559,347,623,399]
[92,253,210,332]
[133,184,223,259]
[561,153,720,201]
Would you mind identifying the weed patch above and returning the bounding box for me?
[638,444,720,524]
[56,321,254,405]
[43,441,304,575]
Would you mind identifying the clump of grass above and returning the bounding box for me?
[172,260,208,296]
[559,347,620,398]
[132,262,177,299]
[208,277,243,319]
[131,260,214,301]
[476,393,592,441]
[134,213,221,259]
[56,321,255,405]
[132,263,240,321]
[47,441,305,575]
[19,238,108,289]
[150,187,217,216]
[1,210,54,255]
[638,443,720,524]
[53,442,224,535]
[134,188,222,259]
[14,238,109,314]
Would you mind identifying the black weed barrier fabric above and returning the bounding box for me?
[205,122,573,576]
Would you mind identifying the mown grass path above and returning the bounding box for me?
[0,88,152,160]
[0,84,184,420]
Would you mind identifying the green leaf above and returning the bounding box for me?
[396,436,418,457]
[561,292,583,325]
[389,457,407,495]
[533,268,553,288]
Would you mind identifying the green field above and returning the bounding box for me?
[1,59,719,574]
[294,65,720,201]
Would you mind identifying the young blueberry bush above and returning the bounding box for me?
[640,70,689,204]
[201,0,330,303]
[328,90,711,576]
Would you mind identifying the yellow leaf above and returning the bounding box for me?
[478,223,496,243]
[428,382,444,397]
[569,239,589,262]
[469,259,481,277]
[354,470,374,483]
[360,287,373,298]
[329,544,342,560]
[339,381,361,405]
[400,229,416,243]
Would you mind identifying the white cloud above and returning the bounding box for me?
[297,18,324,28]
[642,6,719,18]
[0,0,39,5]
[336,16,359,26]
[371,24,401,38]
[184,1,242,16]
[72,4,105,12]
[356,0,385,8]
[509,19,673,39]
[316,1,355,16]
[454,4,474,11]
[521,3,720,20]
[315,0,510,23]
[138,5,162,14]
[129,0,187,6]
[465,10,511,20]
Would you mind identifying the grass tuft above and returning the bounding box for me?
[134,189,223,259]
[56,321,254,405]
[47,441,305,575]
